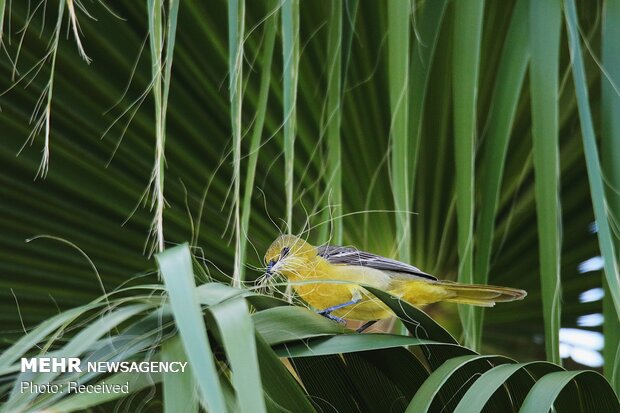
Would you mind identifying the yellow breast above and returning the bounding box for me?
[282,258,394,321]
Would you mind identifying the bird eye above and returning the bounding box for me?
[280,247,290,258]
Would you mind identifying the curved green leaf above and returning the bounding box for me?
[252,305,348,345]
[162,336,199,413]
[275,333,441,358]
[520,370,620,413]
[452,0,484,351]
[363,286,457,344]
[564,0,620,317]
[529,0,562,365]
[405,354,512,413]
[208,298,266,413]
[453,361,561,412]
[156,243,228,413]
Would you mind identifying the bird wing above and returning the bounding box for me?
[316,245,437,281]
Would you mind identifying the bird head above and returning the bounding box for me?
[263,235,316,280]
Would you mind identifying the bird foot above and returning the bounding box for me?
[318,311,346,325]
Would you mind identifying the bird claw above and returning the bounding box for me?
[319,311,346,325]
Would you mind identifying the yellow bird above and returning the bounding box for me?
[263,235,526,324]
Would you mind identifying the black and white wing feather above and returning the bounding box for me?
[317,245,437,281]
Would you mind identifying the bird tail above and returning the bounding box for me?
[436,281,527,307]
[398,280,527,307]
